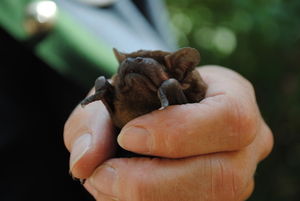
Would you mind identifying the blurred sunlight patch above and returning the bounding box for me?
[213,27,237,55]
[194,26,237,56]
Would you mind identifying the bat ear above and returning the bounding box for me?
[113,48,126,64]
[164,47,200,74]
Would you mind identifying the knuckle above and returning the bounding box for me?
[239,179,255,201]
[264,126,274,156]
[211,159,245,201]
[259,123,274,161]
[229,169,245,200]
[64,106,80,136]
[224,95,257,149]
[64,117,72,135]
[240,76,255,95]
[63,117,73,150]
[62,106,92,152]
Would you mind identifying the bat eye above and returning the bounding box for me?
[135,57,143,63]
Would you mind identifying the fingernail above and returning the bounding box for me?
[117,126,152,154]
[89,164,118,199]
[70,133,92,171]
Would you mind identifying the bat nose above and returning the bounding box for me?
[134,57,144,63]
[125,57,144,64]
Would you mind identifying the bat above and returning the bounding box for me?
[81,47,207,156]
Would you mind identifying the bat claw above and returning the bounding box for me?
[80,93,101,107]
[69,170,86,185]
[158,106,166,110]
[80,179,86,185]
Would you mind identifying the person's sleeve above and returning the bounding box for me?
[0,0,117,87]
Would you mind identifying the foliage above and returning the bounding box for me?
[166,0,300,200]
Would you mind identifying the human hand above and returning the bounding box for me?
[64,66,273,201]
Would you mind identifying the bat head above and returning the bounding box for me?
[115,55,169,93]
[112,47,200,93]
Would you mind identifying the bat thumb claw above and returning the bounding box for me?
[80,102,86,108]
[80,93,102,107]
[158,106,166,110]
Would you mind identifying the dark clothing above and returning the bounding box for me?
[0,29,92,200]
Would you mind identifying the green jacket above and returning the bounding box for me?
[0,0,176,86]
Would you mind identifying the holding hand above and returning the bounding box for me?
[64,66,273,201]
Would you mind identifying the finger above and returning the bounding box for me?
[86,151,257,201]
[238,179,255,201]
[238,118,273,164]
[117,66,258,158]
[84,181,118,201]
[257,121,274,162]
[64,99,115,179]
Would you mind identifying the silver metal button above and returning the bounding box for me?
[24,0,58,36]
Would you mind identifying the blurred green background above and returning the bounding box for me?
[166,0,300,200]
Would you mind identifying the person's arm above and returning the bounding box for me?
[64,66,273,201]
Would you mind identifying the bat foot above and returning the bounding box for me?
[80,76,114,113]
[158,78,188,108]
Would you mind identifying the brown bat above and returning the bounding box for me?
[81,47,207,156]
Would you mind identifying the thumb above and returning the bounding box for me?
[64,100,115,179]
